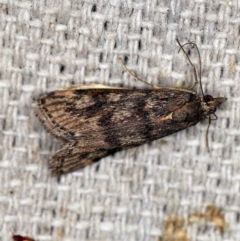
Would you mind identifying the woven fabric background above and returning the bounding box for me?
[0,1,238,241]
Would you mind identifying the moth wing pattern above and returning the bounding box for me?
[36,87,204,175]
[36,88,197,140]
[50,141,122,175]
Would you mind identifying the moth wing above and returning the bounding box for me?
[38,88,200,175]
[50,141,120,175]
[36,88,194,142]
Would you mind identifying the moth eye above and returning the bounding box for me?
[204,95,214,103]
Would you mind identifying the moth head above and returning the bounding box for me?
[202,95,227,115]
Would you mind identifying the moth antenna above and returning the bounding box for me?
[176,39,205,102]
[177,39,218,152]
[119,58,159,89]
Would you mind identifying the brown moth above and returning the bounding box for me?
[36,40,227,175]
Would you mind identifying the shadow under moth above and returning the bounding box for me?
[36,40,227,175]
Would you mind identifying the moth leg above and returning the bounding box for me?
[50,142,120,175]
[176,39,200,90]
[205,116,211,153]
[119,58,160,89]
[130,147,139,158]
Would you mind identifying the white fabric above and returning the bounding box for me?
[0,0,238,240]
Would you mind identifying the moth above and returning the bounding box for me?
[36,40,227,175]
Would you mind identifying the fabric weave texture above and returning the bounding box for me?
[0,1,238,241]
